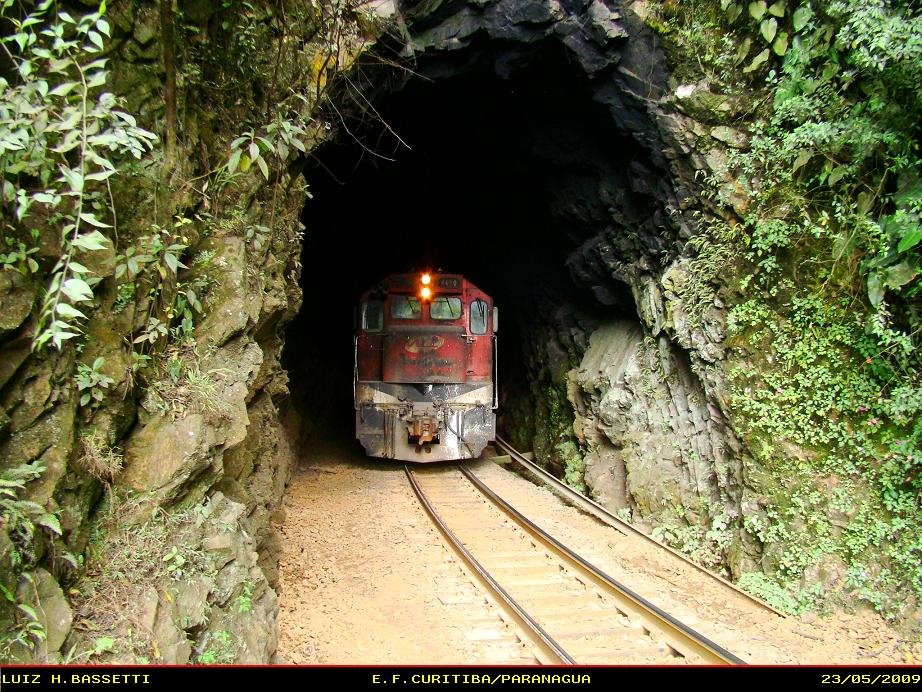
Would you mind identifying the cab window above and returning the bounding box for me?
[391,295,421,319]
[361,301,383,331]
[430,296,462,320]
[470,299,488,335]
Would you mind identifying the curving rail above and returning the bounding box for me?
[494,434,786,618]
[457,465,744,664]
[405,466,573,664]
[406,464,747,665]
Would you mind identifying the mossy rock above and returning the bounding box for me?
[0,270,36,338]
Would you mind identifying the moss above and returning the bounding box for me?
[557,440,586,493]
[527,373,586,492]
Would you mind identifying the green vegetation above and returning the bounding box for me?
[652,0,922,620]
[69,497,214,663]
[1,0,378,664]
[0,0,156,350]
[531,363,586,493]
[234,580,254,614]
[195,629,237,664]
[0,1,155,657]
[75,357,114,408]
[0,461,65,657]
[652,506,735,572]
[0,572,49,660]
[77,429,124,483]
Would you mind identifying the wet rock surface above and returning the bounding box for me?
[0,0,319,661]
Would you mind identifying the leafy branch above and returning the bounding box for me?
[0,0,157,351]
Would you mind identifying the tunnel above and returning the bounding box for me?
[283,38,646,447]
[279,0,742,534]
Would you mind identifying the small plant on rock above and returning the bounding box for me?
[75,357,114,408]
[77,430,123,483]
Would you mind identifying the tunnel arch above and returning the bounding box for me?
[282,0,747,567]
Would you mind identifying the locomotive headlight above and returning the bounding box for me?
[421,286,432,300]
[421,273,431,285]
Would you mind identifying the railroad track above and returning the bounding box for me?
[494,435,786,618]
[406,464,746,665]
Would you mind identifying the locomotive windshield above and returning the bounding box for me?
[391,295,421,319]
[361,301,383,331]
[430,296,462,320]
[470,299,489,335]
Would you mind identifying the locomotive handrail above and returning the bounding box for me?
[380,324,467,333]
[493,435,787,618]
[492,335,498,410]
[352,335,358,410]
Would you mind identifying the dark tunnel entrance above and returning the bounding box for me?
[282,41,643,452]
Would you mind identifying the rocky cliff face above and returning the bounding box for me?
[0,0,769,662]
[0,0,374,662]
[377,0,758,574]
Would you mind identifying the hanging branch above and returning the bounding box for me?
[160,0,178,175]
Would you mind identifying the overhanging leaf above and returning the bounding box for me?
[867,273,884,307]
[773,31,789,55]
[79,212,112,228]
[56,303,87,319]
[49,81,78,98]
[228,148,242,174]
[744,48,771,73]
[37,513,62,535]
[749,1,767,19]
[727,2,743,23]
[761,17,778,43]
[792,148,813,171]
[61,278,93,302]
[793,6,812,31]
[87,31,104,50]
[768,0,785,16]
[883,262,919,290]
[897,227,922,253]
[828,166,847,186]
[734,37,752,65]
[71,230,109,250]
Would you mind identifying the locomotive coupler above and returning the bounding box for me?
[408,416,439,446]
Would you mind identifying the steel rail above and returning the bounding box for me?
[404,466,576,665]
[458,465,745,665]
[494,435,786,618]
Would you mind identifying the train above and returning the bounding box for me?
[354,272,497,461]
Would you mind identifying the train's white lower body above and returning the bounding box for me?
[355,381,496,462]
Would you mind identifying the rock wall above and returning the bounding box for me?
[378,0,758,574]
[0,0,773,661]
[0,0,377,662]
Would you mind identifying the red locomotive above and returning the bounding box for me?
[354,272,498,461]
